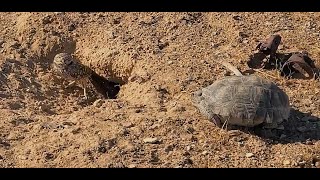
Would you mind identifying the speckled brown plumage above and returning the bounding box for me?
[53,53,120,99]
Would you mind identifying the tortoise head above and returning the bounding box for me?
[191,90,203,105]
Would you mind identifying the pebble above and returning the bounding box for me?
[71,127,81,134]
[121,122,134,128]
[283,160,291,165]
[42,16,52,24]
[265,22,272,26]
[228,130,241,136]
[245,153,254,158]
[93,99,104,108]
[201,151,209,155]
[185,126,195,133]
[315,162,320,168]
[168,61,173,65]
[54,12,65,15]
[97,146,107,153]
[163,144,173,152]
[128,164,137,168]
[171,106,186,112]
[297,160,306,167]
[9,41,20,49]
[143,137,159,144]
[68,23,76,31]
[149,123,160,130]
[18,155,27,160]
[242,39,249,44]
[305,140,314,145]
[44,153,55,160]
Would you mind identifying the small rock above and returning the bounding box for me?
[123,141,135,152]
[164,144,174,153]
[312,156,320,164]
[44,153,54,160]
[239,32,249,38]
[143,137,159,144]
[51,30,59,36]
[265,22,272,26]
[121,122,134,128]
[228,130,241,136]
[233,15,241,20]
[9,41,21,49]
[182,158,193,165]
[135,109,142,113]
[201,151,208,155]
[185,126,195,133]
[54,12,65,15]
[245,153,254,158]
[171,106,186,112]
[149,123,160,130]
[39,104,50,112]
[93,99,104,108]
[242,39,249,44]
[297,126,307,132]
[183,151,190,156]
[168,61,173,65]
[68,23,76,31]
[298,161,306,167]
[42,16,52,24]
[18,155,27,160]
[128,164,137,168]
[283,160,291,165]
[97,146,107,153]
[103,138,117,149]
[71,127,81,134]
[6,132,16,140]
[305,140,314,145]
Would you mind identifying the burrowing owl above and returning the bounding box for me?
[53,53,120,99]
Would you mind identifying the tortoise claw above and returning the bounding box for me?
[211,114,222,128]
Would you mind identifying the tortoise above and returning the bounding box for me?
[192,61,290,128]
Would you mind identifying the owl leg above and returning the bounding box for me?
[79,79,88,100]
[83,87,88,100]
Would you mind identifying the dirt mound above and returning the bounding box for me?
[0,12,320,168]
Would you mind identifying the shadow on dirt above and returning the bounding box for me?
[232,108,320,144]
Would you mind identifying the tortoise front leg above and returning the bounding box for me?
[211,114,222,128]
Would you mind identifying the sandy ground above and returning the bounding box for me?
[0,12,319,168]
